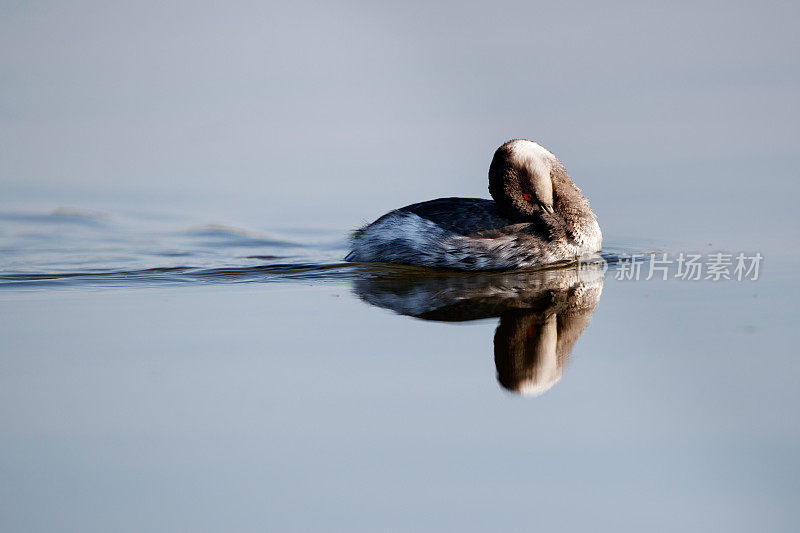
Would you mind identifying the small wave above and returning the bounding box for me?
[0,208,111,227]
[0,254,644,290]
[50,207,112,222]
[182,224,299,248]
[0,262,361,288]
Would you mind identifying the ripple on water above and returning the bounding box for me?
[182,224,298,248]
[0,208,643,290]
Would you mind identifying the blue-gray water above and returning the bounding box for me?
[2,1,800,532]
[0,208,797,532]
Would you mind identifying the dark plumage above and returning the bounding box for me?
[346,140,602,270]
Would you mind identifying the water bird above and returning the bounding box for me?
[346,139,601,270]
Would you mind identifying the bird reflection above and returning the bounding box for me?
[352,262,603,396]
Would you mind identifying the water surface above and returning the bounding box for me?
[0,208,797,532]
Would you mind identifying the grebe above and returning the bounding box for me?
[346,139,601,270]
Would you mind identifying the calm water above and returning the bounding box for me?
[0,208,797,532]
[2,1,800,531]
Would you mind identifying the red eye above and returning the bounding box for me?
[523,193,533,202]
